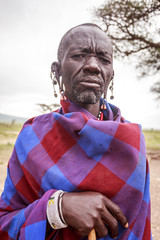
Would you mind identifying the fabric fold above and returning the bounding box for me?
[0,99,151,239]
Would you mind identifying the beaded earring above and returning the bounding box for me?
[109,79,114,100]
[101,92,107,110]
[58,76,67,100]
[50,71,58,98]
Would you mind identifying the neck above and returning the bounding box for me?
[73,101,100,118]
[64,92,100,118]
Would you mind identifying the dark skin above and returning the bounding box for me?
[52,26,128,239]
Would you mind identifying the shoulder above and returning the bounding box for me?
[24,108,61,128]
[17,109,61,141]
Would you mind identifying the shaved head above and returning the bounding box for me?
[57,23,112,62]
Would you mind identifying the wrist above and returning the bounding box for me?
[47,190,68,229]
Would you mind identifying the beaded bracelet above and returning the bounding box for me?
[47,190,68,229]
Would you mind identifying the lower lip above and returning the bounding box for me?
[79,81,100,88]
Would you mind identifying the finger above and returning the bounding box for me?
[110,205,128,228]
[104,198,128,228]
[95,219,108,239]
[102,208,118,239]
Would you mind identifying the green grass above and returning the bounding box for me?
[0,122,22,132]
[0,131,19,138]
[0,123,22,152]
[0,123,159,152]
[143,130,160,150]
[0,143,14,151]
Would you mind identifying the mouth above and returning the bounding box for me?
[78,77,101,88]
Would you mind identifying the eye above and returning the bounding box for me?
[71,54,85,60]
[99,57,111,64]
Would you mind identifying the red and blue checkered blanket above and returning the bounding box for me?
[0,99,151,239]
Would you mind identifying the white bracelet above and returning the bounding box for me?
[47,190,68,229]
[58,191,67,225]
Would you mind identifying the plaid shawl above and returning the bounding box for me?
[0,98,151,240]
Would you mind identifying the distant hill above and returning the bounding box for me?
[0,113,27,123]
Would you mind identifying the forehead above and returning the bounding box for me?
[63,26,113,56]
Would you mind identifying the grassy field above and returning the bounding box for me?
[0,123,160,154]
[0,123,22,152]
[143,129,160,149]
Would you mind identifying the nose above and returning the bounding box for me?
[83,56,101,74]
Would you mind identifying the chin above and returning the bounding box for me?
[73,89,102,104]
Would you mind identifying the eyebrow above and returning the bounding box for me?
[69,47,111,56]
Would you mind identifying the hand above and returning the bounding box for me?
[62,191,128,239]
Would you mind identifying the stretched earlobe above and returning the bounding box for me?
[111,70,114,81]
[51,61,61,80]
[103,70,114,102]
[50,61,64,97]
[109,71,114,100]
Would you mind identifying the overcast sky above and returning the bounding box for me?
[0,0,160,129]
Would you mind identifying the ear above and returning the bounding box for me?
[51,61,61,80]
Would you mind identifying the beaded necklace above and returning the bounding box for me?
[97,110,104,121]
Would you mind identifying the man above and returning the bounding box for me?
[0,23,151,240]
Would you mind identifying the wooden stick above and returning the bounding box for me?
[88,229,96,240]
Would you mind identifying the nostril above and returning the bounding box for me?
[83,63,101,74]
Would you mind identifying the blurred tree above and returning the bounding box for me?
[94,0,160,98]
[37,103,60,113]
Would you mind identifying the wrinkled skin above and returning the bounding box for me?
[52,26,128,238]
[62,192,128,239]
[53,26,114,118]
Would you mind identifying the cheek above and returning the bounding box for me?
[62,64,83,86]
[103,69,113,90]
[62,75,72,94]
[62,65,76,79]
[62,64,81,93]
[61,65,73,87]
[103,70,112,80]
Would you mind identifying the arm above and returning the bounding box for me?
[0,148,57,240]
[0,118,128,239]
[0,150,128,240]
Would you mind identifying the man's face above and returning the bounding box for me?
[59,26,113,105]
